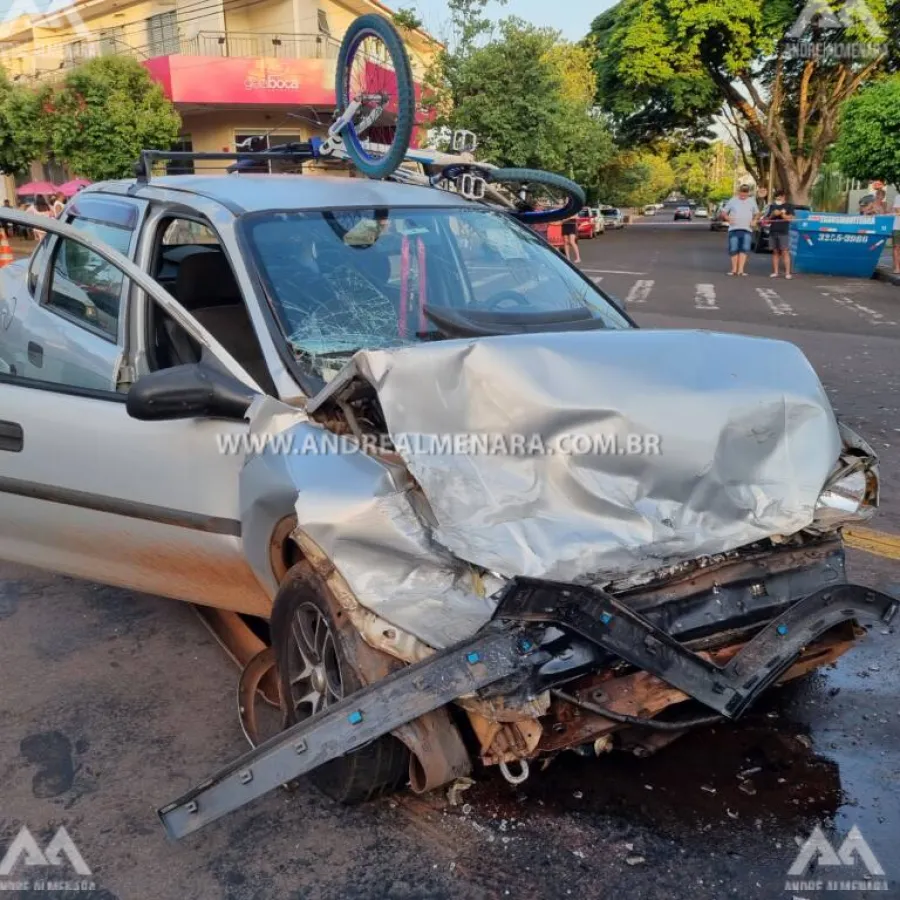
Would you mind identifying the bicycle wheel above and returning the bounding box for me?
[486,168,586,225]
[336,15,415,179]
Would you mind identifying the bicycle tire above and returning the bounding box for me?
[485,168,585,225]
[336,15,415,180]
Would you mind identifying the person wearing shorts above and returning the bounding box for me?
[892,192,900,275]
[561,216,580,264]
[767,189,794,279]
[722,184,758,276]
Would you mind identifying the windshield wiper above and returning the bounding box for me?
[423,305,605,339]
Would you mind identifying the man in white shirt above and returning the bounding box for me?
[722,184,760,276]
[892,192,900,275]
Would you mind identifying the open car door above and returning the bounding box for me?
[0,208,273,617]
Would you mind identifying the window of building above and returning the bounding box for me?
[148,11,179,57]
[64,40,86,65]
[98,26,125,56]
[166,137,195,175]
[234,133,305,173]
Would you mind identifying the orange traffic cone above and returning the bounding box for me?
[0,232,14,269]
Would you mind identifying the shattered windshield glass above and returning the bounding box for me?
[242,207,630,382]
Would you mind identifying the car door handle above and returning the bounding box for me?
[27,342,43,367]
[0,420,23,453]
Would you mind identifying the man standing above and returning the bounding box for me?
[722,184,758,276]
[767,189,794,279]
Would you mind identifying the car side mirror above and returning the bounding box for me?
[127,362,258,422]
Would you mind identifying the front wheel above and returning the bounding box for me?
[271,563,410,803]
[335,15,415,179]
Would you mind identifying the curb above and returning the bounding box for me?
[874,266,900,286]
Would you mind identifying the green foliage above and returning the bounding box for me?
[46,55,181,181]
[393,8,424,31]
[596,150,675,206]
[0,73,50,175]
[427,5,615,198]
[833,76,900,187]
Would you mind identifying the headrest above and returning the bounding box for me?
[175,252,242,309]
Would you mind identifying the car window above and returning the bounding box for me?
[162,220,218,245]
[45,219,132,341]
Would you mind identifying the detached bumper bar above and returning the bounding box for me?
[159,582,895,840]
[496,580,897,718]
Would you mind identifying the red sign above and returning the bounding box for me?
[144,55,335,106]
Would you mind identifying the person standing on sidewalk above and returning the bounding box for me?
[767,188,794,279]
[892,192,900,275]
[722,184,759,276]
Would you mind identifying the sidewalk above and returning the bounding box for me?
[875,246,900,286]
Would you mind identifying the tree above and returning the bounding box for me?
[45,55,181,181]
[832,75,900,187]
[426,3,615,196]
[596,150,674,207]
[588,0,896,204]
[0,73,49,175]
[392,8,424,32]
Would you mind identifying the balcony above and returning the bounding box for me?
[180,31,341,61]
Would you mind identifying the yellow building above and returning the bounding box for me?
[0,0,438,194]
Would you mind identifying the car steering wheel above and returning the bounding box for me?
[483,289,532,311]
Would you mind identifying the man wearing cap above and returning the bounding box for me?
[722,184,759,276]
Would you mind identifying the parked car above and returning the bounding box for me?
[600,206,625,229]
[577,207,597,238]
[753,204,811,252]
[589,207,606,235]
[674,205,693,221]
[693,207,709,219]
[0,174,891,831]
[710,204,730,231]
[643,205,657,217]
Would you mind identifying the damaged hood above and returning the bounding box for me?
[311,328,842,585]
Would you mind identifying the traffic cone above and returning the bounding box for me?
[0,232,14,269]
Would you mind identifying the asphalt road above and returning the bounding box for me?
[1,221,899,900]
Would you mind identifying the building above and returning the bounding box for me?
[0,0,438,196]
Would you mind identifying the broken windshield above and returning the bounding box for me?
[242,207,630,383]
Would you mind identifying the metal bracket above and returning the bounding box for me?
[158,627,539,841]
[497,580,897,719]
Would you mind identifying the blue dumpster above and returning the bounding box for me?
[790,212,893,278]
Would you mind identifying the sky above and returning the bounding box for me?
[401,0,615,43]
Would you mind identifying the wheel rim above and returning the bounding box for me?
[342,29,398,159]
[286,602,344,719]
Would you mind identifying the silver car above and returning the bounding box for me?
[0,175,892,835]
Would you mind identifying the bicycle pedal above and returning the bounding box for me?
[458,173,486,200]
[451,130,478,153]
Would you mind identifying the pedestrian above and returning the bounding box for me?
[25,195,53,242]
[862,188,888,215]
[722,183,759,276]
[892,191,900,276]
[52,193,66,217]
[767,188,794,279]
[561,213,580,264]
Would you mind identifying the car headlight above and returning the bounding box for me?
[814,423,879,527]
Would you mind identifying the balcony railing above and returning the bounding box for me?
[3,28,342,80]
[183,31,341,60]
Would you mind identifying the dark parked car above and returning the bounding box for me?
[753,204,811,252]
[710,204,729,232]
[674,205,693,221]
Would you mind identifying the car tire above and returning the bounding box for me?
[270,562,410,804]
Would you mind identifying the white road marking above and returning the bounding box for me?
[694,283,718,310]
[756,287,796,317]
[591,276,604,285]
[581,269,647,276]
[624,279,654,304]
[824,292,897,327]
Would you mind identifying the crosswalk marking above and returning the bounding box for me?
[694,283,718,310]
[756,287,797,317]
[823,292,897,327]
[624,279,654,304]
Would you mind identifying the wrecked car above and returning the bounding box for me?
[0,176,894,840]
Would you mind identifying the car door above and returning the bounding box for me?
[0,207,273,618]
